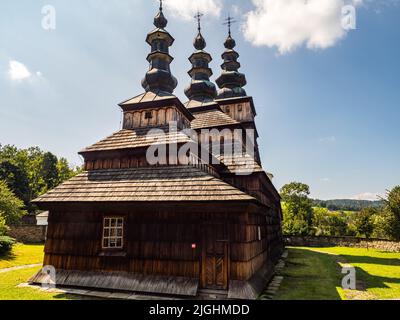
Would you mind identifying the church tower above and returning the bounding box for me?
[30,3,283,300]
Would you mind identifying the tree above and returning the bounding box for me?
[0,180,27,225]
[57,158,78,184]
[280,182,313,235]
[41,152,59,190]
[312,207,348,236]
[353,207,375,239]
[0,145,81,214]
[382,186,400,240]
[0,214,8,236]
[371,208,395,240]
[0,161,30,204]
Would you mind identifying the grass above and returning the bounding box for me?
[0,266,74,300]
[2,243,400,300]
[0,243,79,300]
[275,247,400,300]
[0,243,44,269]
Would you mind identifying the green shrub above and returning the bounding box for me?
[0,236,15,255]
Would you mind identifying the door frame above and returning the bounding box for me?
[200,222,230,290]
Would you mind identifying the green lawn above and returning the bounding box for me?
[275,247,400,300]
[0,243,44,269]
[2,244,400,300]
[0,266,73,300]
[0,243,77,300]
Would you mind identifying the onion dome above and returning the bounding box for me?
[216,17,247,99]
[142,2,178,94]
[184,13,217,103]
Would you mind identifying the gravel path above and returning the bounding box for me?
[0,264,42,274]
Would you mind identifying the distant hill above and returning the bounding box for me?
[312,199,384,212]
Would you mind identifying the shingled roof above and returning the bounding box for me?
[33,166,255,203]
[191,109,240,130]
[217,153,263,174]
[80,129,192,153]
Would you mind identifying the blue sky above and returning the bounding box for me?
[0,0,399,200]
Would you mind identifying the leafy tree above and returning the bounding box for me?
[312,207,348,236]
[0,144,81,215]
[0,161,30,204]
[353,207,375,239]
[0,214,8,236]
[382,186,400,240]
[57,158,78,184]
[0,180,27,225]
[371,208,395,240]
[280,182,313,235]
[41,152,59,190]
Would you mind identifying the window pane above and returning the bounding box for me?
[103,239,108,248]
[117,229,122,237]
[104,218,110,227]
[117,219,123,227]
[111,219,116,227]
[104,228,110,237]
[116,239,122,248]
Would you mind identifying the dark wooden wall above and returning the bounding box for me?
[43,202,283,285]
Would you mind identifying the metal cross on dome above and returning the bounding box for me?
[223,15,237,36]
[194,11,204,32]
[159,0,163,11]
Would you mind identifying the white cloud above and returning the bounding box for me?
[8,60,32,81]
[351,192,382,201]
[242,0,362,54]
[162,0,222,20]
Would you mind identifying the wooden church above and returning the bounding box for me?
[30,3,283,299]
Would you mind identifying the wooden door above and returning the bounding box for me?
[201,224,229,290]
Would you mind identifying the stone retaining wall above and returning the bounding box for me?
[8,225,47,243]
[284,235,400,252]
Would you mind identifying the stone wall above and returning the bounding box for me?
[284,235,400,253]
[8,225,47,243]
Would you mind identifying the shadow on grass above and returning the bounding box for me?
[339,254,400,267]
[0,251,17,263]
[275,247,400,300]
[275,248,342,300]
[352,266,400,290]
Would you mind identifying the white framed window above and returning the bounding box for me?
[102,217,124,249]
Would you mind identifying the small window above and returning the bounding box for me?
[238,105,243,112]
[145,111,153,119]
[258,226,262,241]
[102,217,124,249]
[226,107,230,113]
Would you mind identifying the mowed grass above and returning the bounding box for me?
[0,266,72,300]
[0,243,44,269]
[275,247,400,300]
[0,243,78,300]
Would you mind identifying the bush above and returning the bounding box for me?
[0,213,9,236]
[0,236,15,254]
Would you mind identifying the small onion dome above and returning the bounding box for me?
[154,10,168,29]
[224,35,236,50]
[194,32,206,50]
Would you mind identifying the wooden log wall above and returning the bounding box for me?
[229,208,283,281]
[43,202,283,284]
[219,102,254,123]
[123,106,190,130]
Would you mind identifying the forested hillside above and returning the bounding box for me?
[312,199,384,212]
